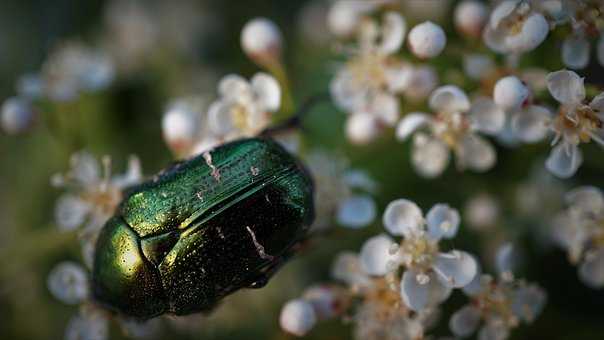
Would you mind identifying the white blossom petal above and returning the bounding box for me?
[433,250,478,288]
[546,70,585,105]
[383,199,424,236]
[545,142,583,178]
[412,133,450,178]
[589,92,604,112]
[380,12,406,54]
[511,284,547,322]
[401,270,451,311]
[385,63,413,93]
[511,105,551,143]
[495,242,519,277]
[450,305,481,337]
[395,112,430,141]
[505,13,549,53]
[579,248,604,289]
[426,204,460,240]
[55,195,91,231]
[218,74,250,99]
[360,234,397,276]
[469,97,506,135]
[457,134,496,172]
[489,0,519,29]
[346,112,380,145]
[331,252,371,287]
[371,93,399,126]
[429,85,470,114]
[207,101,235,136]
[562,35,590,69]
[336,195,377,229]
[251,72,281,112]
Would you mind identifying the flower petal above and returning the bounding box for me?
[562,34,590,69]
[505,13,549,53]
[426,203,460,240]
[218,74,250,99]
[433,250,478,288]
[457,134,496,172]
[395,112,430,141]
[345,112,380,145]
[207,101,235,136]
[401,270,451,311]
[251,73,281,112]
[450,305,481,337]
[412,133,450,178]
[579,248,604,289]
[511,105,551,143]
[359,234,397,276]
[379,11,406,54]
[545,142,583,178]
[336,195,377,229]
[279,299,317,336]
[589,92,604,113]
[55,195,90,231]
[383,199,424,236]
[331,251,370,287]
[546,70,585,105]
[429,85,470,114]
[469,97,506,135]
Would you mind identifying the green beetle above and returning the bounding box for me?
[92,137,314,319]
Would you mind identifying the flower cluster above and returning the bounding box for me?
[552,186,604,288]
[280,198,480,338]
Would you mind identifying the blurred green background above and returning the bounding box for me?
[1,0,604,339]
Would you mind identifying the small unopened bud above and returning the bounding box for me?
[280,299,317,337]
[1,97,35,135]
[454,1,488,38]
[345,112,380,145]
[241,18,283,66]
[493,76,529,110]
[408,21,446,59]
[161,101,199,156]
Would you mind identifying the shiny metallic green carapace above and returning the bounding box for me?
[92,138,314,319]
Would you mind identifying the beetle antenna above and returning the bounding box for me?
[261,92,331,137]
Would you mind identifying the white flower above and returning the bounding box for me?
[483,0,550,54]
[280,299,317,336]
[41,42,114,101]
[1,97,35,135]
[553,186,604,288]
[454,1,488,38]
[562,31,591,69]
[305,151,377,230]
[47,262,89,305]
[396,86,503,177]
[330,11,408,143]
[381,199,478,311]
[408,21,447,58]
[493,76,529,111]
[543,70,604,178]
[207,73,280,142]
[451,273,546,339]
[241,17,282,65]
[52,151,142,267]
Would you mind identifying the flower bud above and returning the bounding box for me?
[161,100,199,156]
[345,112,380,145]
[454,1,488,38]
[493,76,529,110]
[408,21,446,58]
[1,97,35,135]
[279,299,317,336]
[241,18,282,66]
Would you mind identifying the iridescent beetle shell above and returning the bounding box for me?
[92,137,314,319]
